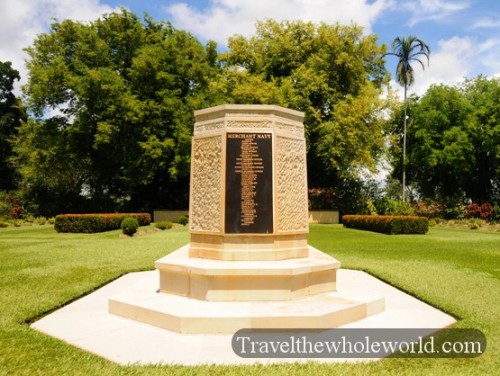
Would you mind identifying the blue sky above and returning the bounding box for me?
[1,0,499,97]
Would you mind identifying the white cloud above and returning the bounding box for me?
[165,0,394,47]
[403,0,469,26]
[470,16,500,29]
[0,0,117,94]
[477,38,500,76]
[411,36,500,94]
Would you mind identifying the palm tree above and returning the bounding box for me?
[385,36,430,201]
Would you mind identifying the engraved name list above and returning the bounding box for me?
[225,132,273,233]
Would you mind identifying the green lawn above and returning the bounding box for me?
[0,224,498,375]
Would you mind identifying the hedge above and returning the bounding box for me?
[54,213,151,233]
[342,215,429,235]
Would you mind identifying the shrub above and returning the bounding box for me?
[391,201,415,216]
[24,215,36,223]
[469,218,482,230]
[444,204,464,220]
[308,188,336,210]
[0,191,25,220]
[177,215,189,226]
[35,217,46,225]
[492,204,500,222]
[374,197,398,215]
[364,199,377,215]
[54,213,151,233]
[121,217,139,236]
[413,200,444,218]
[465,203,481,218]
[465,202,493,221]
[0,221,9,228]
[154,221,173,230]
[480,203,493,220]
[342,215,429,235]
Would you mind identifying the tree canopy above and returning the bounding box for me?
[10,15,391,215]
[385,36,430,89]
[0,61,26,191]
[14,9,218,214]
[389,76,500,204]
[5,10,499,218]
[215,19,390,187]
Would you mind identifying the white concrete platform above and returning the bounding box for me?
[31,268,456,366]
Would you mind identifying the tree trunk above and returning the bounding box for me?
[402,83,408,202]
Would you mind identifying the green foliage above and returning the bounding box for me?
[365,199,378,215]
[373,198,416,216]
[16,9,218,215]
[218,19,389,184]
[35,216,47,225]
[0,191,26,219]
[385,36,430,89]
[154,221,173,230]
[389,76,500,204]
[308,188,337,210]
[14,14,394,215]
[468,218,482,230]
[342,215,429,234]
[54,213,151,233]
[121,217,139,236]
[308,178,384,215]
[177,215,188,226]
[391,200,415,216]
[373,197,398,215]
[0,61,26,191]
[492,205,500,222]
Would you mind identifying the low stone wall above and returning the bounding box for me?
[308,210,339,224]
[153,210,189,223]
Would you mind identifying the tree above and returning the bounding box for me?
[217,20,389,188]
[463,76,500,203]
[385,36,430,201]
[15,15,390,215]
[401,84,471,202]
[391,76,500,205]
[0,61,26,191]
[14,9,217,215]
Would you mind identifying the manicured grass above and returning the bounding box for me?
[0,224,498,375]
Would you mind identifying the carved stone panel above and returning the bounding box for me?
[189,135,222,233]
[276,136,308,232]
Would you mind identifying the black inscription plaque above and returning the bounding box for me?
[225,132,273,234]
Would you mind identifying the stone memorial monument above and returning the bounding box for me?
[109,104,384,333]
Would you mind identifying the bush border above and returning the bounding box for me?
[342,215,429,235]
[54,213,151,233]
